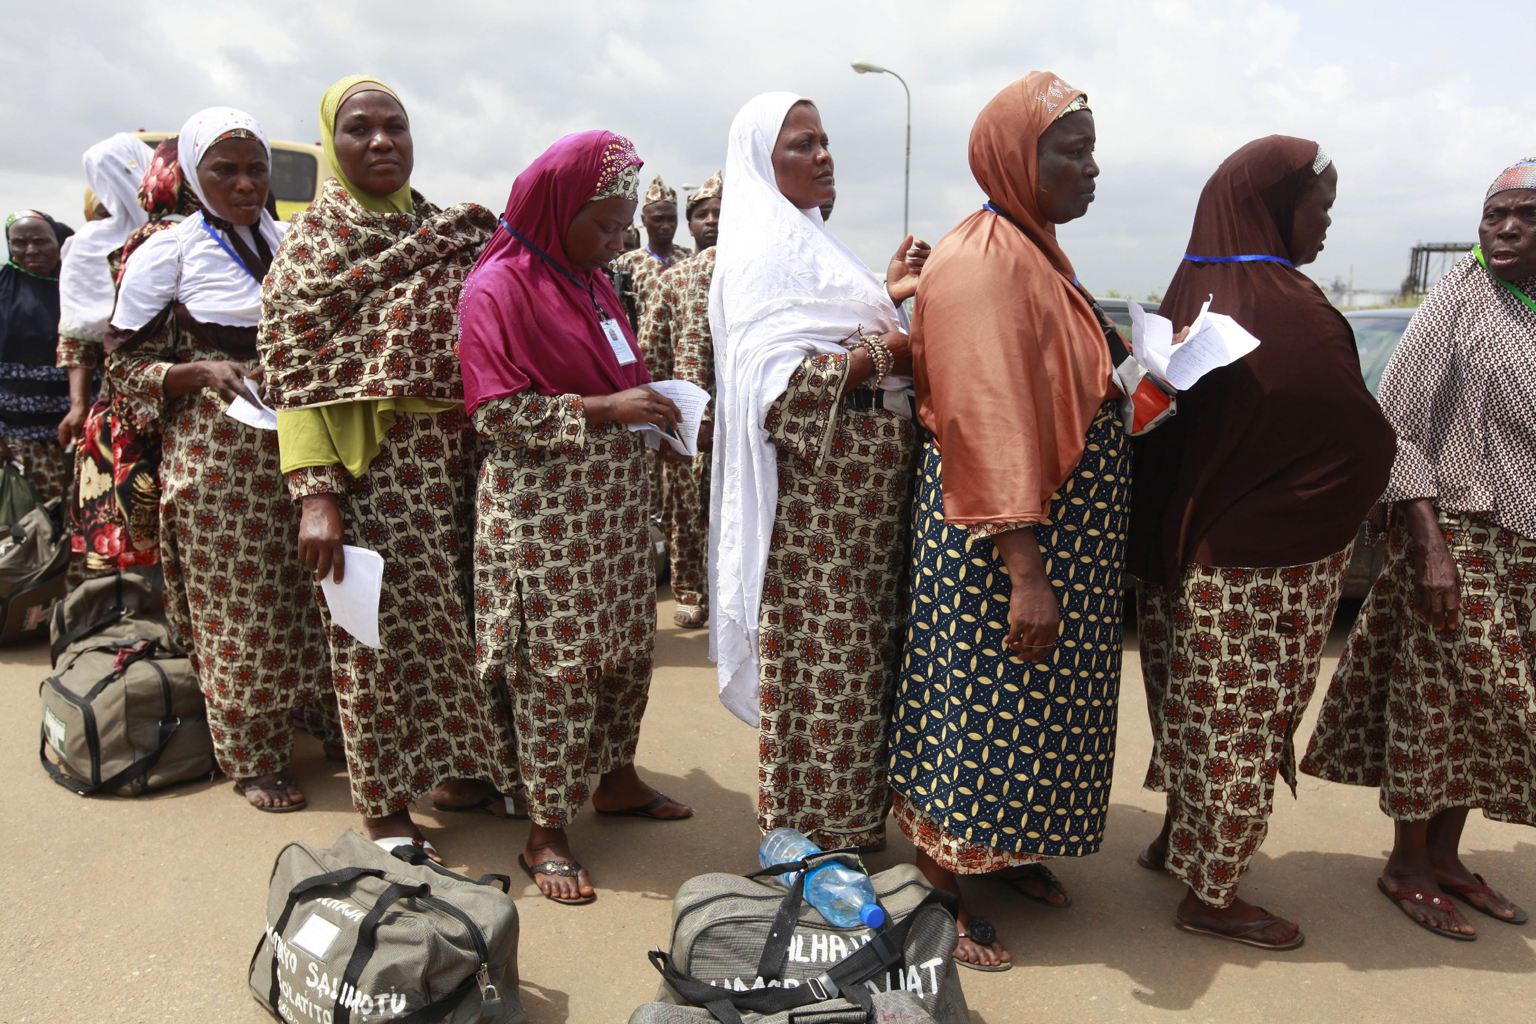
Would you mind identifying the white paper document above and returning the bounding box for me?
[627,379,712,457]
[1129,295,1261,392]
[225,379,278,431]
[320,545,384,649]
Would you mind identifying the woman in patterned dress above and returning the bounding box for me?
[0,210,74,503]
[460,130,693,906]
[710,93,926,853]
[886,73,1128,971]
[1128,136,1396,949]
[258,76,524,858]
[107,108,333,812]
[1303,159,1536,940]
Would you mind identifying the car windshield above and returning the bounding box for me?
[270,149,318,204]
[1349,315,1411,392]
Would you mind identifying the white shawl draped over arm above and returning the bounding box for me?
[707,91,907,725]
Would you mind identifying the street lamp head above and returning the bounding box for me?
[851,61,887,75]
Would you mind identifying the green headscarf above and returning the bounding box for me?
[320,75,415,215]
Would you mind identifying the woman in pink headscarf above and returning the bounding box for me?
[459,130,694,906]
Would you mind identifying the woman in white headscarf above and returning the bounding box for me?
[105,108,337,817]
[710,92,927,850]
[56,133,152,446]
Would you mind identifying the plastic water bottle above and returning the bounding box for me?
[757,828,886,929]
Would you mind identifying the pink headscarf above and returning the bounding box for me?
[458,130,648,414]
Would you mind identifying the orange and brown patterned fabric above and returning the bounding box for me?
[259,178,494,410]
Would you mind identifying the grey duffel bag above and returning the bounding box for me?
[631,853,969,1024]
[249,830,525,1024]
[0,499,69,644]
[39,571,212,796]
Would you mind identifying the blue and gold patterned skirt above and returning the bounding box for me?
[888,403,1129,867]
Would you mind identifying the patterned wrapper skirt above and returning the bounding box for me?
[888,403,1128,871]
[1303,513,1536,826]
[474,422,655,829]
[7,435,72,504]
[1140,544,1350,907]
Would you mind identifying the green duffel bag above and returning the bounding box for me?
[0,499,69,644]
[0,460,41,529]
[249,830,526,1024]
[631,855,969,1024]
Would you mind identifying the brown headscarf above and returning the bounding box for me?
[1127,136,1396,585]
[912,72,1114,527]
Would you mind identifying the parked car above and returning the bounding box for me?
[1099,298,1416,603]
[135,131,329,221]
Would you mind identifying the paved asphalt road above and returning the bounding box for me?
[2,593,1531,1023]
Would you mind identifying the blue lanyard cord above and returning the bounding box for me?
[645,245,672,266]
[498,217,609,320]
[1182,252,1295,268]
[199,218,262,283]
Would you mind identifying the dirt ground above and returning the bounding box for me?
[2,592,1532,1023]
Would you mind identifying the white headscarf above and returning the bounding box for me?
[112,107,285,332]
[707,91,907,725]
[56,133,152,341]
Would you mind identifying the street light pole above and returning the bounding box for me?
[850,60,910,239]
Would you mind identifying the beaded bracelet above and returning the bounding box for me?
[859,333,893,387]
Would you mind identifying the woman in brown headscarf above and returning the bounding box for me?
[1129,136,1395,949]
[887,72,1127,970]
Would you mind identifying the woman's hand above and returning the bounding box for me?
[879,329,913,376]
[993,529,1060,661]
[1401,499,1459,631]
[298,493,345,583]
[885,234,931,304]
[584,386,682,433]
[57,402,89,446]
[174,360,260,403]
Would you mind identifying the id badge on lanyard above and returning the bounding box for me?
[601,313,637,366]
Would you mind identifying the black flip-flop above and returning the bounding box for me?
[594,793,693,821]
[433,790,528,820]
[954,917,1012,972]
[1176,906,1306,950]
[1003,864,1073,908]
[519,853,596,906]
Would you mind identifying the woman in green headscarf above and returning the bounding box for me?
[259,75,517,861]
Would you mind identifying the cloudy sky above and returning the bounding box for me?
[4,1,1530,298]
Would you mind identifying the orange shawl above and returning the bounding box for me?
[912,71,1114,526]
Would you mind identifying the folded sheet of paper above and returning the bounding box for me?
[1129,295,1261,392]
[319,545,384,649]
[627,379,711,457]
[225,379,278,431]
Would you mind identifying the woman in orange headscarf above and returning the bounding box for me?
[886,72,1127,970]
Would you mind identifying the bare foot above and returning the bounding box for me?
[955,911,1011,970]
[996,863,1070,907]
[1176,890,1304,949]
[522,826,595,905]
[234,774,306,812]
[1378,869,1475,937]
[592,764,692,819]
[1430,859,1527,924]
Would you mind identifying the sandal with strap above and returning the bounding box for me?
[432,790,529,821]
[1003,864,1072,908]
[519,853,596,906]
[954,917,1012,972]
[1176,907,1306,950]
[594,792,693,821]
[673,604,707,629]
[1438,874,1527,925]
[1376,878,1476,941]
[233,776,307,814]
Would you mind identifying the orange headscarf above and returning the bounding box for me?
[912,71,1114,527]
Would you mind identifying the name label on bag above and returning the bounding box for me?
[43,707,65,752]
[290,913,341,959]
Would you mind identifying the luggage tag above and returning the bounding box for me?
[601,314,637,366]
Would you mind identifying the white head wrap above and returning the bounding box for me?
[112,107,285,331]
[707,91,907,725]
[56,133,152,340]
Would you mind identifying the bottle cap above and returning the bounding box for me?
[859,904,886,929]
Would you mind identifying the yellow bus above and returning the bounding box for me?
[136,132,330,221]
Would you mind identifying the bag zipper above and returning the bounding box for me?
[668,878,928,952]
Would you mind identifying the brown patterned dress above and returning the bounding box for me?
[1139,546,1352,907]
[757,353,915,849]
[472,393,655,828]
[107,317,335,779]
[660,247,716,612]
[261,180,517,817]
